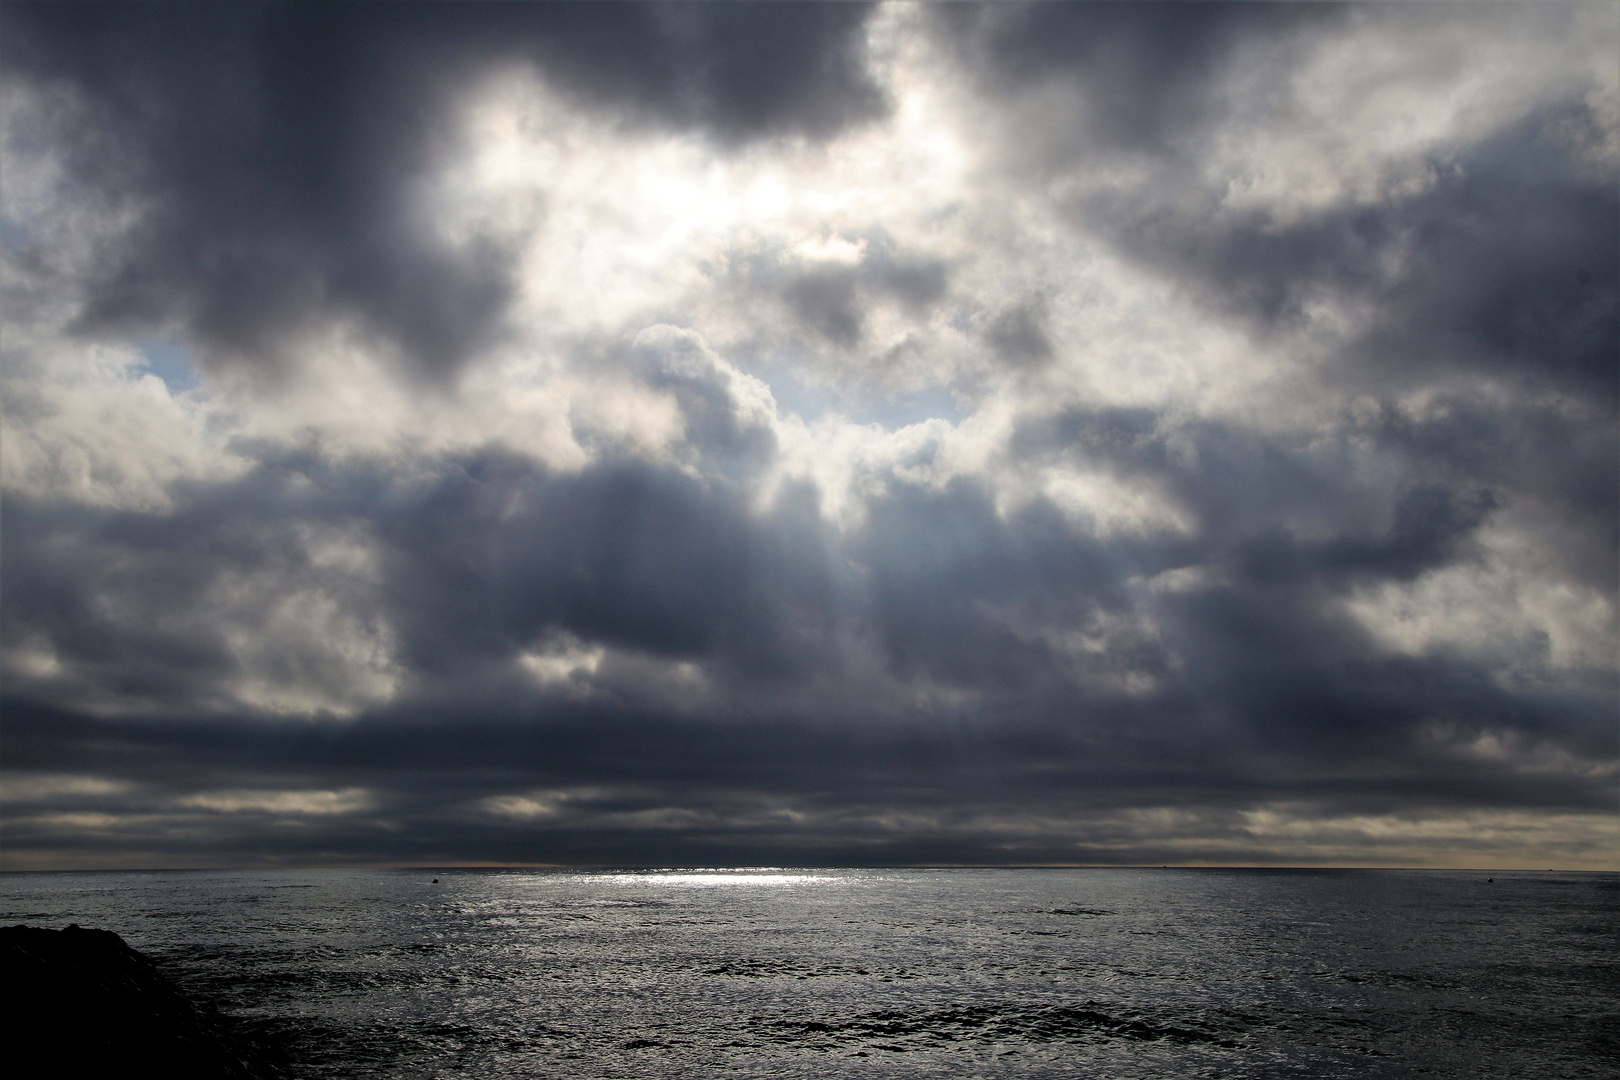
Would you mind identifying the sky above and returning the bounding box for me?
[1,1,1615,872]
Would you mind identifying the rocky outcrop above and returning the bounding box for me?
[1,923,289,1078]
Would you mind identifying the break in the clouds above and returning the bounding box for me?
[2,2,1615,871]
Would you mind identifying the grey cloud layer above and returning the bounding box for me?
[2,2,1614,869]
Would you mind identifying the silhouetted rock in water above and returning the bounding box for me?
[1,924,289,1078]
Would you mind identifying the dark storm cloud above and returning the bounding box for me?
[854,475,1171,691]
[988,401,1615,785]
[371,455,835,680]
[2,603,1610,868]
[3,407,1613,865]
[0,472,379,711]
[0,330,834,708]
[13,405,1608,761]
[933,1,1337,159]
[1366,394,1619,596]
[1014,397,1616,600]
[2,3,1614,869]
[940,4,1616,396]
[0,1,885,377]
[1069,109,1620,400]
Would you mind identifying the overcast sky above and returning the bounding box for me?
[2,2,1615,871]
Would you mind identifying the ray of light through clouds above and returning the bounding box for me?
[1,2,1615,871]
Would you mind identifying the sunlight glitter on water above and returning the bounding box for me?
[604,868,842,887]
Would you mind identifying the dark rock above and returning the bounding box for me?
[0,924,290,1078]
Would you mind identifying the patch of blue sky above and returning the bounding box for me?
[849,384,964,430]
[753,356,965,430]
[136,339,201,394]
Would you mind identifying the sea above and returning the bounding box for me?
[2,867,1615,1079]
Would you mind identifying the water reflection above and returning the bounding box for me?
[0,868,1611,1079]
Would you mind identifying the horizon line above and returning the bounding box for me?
[3,862,1610,874]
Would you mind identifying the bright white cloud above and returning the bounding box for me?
[0,335,248,511]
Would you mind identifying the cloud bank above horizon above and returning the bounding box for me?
[2,1,1615,871]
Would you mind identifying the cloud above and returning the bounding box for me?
[932,1,1336,159]
[1,2,1613,870]
[0,1,886,380]
[176,788,376,816]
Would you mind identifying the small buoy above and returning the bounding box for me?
[431,878,439,884]
[1486,877,1493,883]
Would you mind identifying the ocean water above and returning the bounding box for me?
[1,867,1614,1079]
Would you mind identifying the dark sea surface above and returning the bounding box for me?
[2,867,1615,1078]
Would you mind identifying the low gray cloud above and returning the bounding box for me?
[933,2,1336,160]
[985,296,1054,368]
[720,231,954,353]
